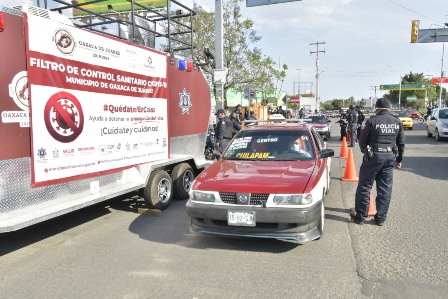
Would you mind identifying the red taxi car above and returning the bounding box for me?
[186,122,334,243]
[302,115,331,140]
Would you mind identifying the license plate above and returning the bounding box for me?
[227,211,255,227]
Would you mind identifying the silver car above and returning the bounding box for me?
[427,108,448,141]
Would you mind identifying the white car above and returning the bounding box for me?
[427,108,448,141]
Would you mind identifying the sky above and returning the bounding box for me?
[4,0,447,103]
[184,0,448,103]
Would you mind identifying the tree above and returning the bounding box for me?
[384,72,443,108]
[164,0,287,108]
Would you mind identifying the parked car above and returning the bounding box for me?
[186,122,334,244]
[427,108,448,141]
[390,110,413,130]
[301,115,332,140]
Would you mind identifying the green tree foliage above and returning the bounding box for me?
[164,0,287,107]
[383,72,445,108]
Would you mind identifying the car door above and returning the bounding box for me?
[310,127,330,193]
[427,109,438,134]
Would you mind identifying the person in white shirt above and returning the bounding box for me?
[290,136,312,157]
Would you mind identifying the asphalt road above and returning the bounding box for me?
[1,120,447,299]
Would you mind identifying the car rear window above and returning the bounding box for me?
[223,129,315,161]
[302,116,327,123]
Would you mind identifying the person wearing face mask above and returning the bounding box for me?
[290,136,312,157]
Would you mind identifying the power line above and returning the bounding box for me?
[293,2,322,39]
[386,0,445,26]
[267,6,308,43]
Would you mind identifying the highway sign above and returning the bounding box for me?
[415,28,448,43]
[246,0,302,7]
[380,83,426,90]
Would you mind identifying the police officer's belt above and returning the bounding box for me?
[223,137,232,140]
[374,147,393,152]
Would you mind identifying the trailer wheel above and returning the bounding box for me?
[143,170,172,210]
[171,163,194,200]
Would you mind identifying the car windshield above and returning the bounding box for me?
[302,116,327,123]
[439,109,448,119]
[391,111,408,117]
[222,129,315,161]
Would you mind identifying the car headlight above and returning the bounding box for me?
[192,191,216,202]
[273,194,313,205]
[442,123,448,129]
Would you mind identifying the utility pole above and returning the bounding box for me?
[310,41,325,111]
[370,85,379,109]
[213,0,226,110]
[370,85,379,97]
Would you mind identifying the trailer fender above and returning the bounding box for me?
[143,170,172,210]
[171,163,194,200]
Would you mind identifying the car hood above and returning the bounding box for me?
[194,160,317,194]
[310,123,328,128]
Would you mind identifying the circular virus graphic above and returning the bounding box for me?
[44,92,84,143]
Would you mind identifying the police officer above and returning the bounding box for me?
[233,104,243,124]
[355,105,365,140]
[350,98,405,226]
[214,109,233,154]
[346,104,358,147]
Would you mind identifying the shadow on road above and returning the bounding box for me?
[0,200,114,256]
[127,199,300,253]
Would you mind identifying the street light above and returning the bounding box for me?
[296,68,301,95]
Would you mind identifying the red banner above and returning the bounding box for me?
[431,77,448,84]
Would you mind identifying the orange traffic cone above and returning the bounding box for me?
[340,136,348,158]
[341,149,359,182]
[367,192,377,217]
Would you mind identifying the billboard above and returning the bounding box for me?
[25,12,169,187]
[246,0,302,8]
[72,0,167,16]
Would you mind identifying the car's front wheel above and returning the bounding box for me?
[315,201,325,240]
[435,129,443,142]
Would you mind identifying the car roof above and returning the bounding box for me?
[242,123,310,132]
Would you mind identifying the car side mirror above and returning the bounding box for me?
[430,116,436,120]
[318,149,334,158]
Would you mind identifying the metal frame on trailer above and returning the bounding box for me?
[0,5,210,232]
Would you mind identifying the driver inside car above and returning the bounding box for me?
[290,136,312,157]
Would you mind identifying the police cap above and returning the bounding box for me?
[349,104,355,109]
[375,98,391,109]
[216,108,226,114]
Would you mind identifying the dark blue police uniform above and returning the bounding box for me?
[346,105,358,147]
[215,109,234,154]
[352,98,405,225]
